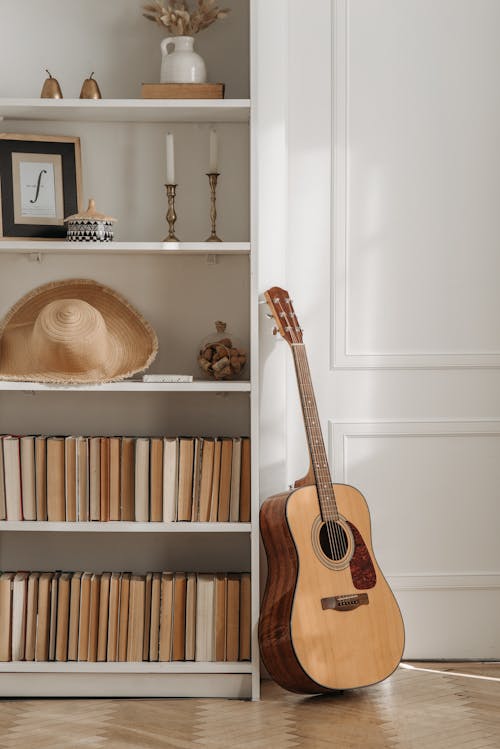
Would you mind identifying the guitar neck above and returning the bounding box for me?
[291,343,339,521]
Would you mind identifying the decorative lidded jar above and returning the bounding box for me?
[198,321,247,380]
[65,198,116,242]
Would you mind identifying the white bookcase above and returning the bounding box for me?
[0,1,259,700]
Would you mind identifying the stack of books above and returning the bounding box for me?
[0,435,251,523]
[0,570,251,663]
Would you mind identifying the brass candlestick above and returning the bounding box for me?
[205,172,222,242]
[164,184,179,242]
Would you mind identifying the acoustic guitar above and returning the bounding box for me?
[259,287,405,693]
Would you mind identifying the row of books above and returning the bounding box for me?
[0,570,251,663]
[0,435,251,523]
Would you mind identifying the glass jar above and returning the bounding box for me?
[198,321,247,380]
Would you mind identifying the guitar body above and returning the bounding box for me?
[259,483,405,693]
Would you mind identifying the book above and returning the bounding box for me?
[0,440,6,520]
[190,438,202,522]
[185,572,197,661]
[117,573,131,662]
[48,572,60,661]
[107,572,120,662]
[127,575,145,661]
[142,572,153,660]
[35,572,52,662]
[35,436,47,521]
[77,572,92,661]
[134,438,150,522]
[120,438,135,521]
[209,439,222,522]
[55,572,71,662]
[239,438,251,522]
[65,436,77,522]
[100,437,110,522]
[171,573,187,661]
[67,572,81,661]
[89,437,101,521]
[198,438,215,522]
[229,437,241,522]
[214,573,227,662]
[76,437,89,522]
[177,438,194,521]
[0,573,14,661]
[163,438,178,522]
[239,572,251,661]
[142,374,193,383]
[226,574,240,661]
[24,572,40,661]
[195,573,215,662]
[11,571,28,661]
[158,572,174,662]
[20,436,36,520]
[109,437,121,521]
[97,572,111,662]
[149,572,161,662]
[217,438,233,522]
[150,438,163,522]
[87,573,101,661]
[3,436,22,521]
[47,437,66,521]
[141,82,225,99]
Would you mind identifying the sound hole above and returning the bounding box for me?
[319,521,349,561]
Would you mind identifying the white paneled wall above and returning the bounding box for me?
[277,0,500,657]
[333,0,500,369]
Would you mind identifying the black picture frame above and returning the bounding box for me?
[0,134,82,240]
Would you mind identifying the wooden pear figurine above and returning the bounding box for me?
[40,70,63,99]
[80,72,102,99]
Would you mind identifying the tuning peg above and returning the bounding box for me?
[265,313,274,319]
[272,327,279,336]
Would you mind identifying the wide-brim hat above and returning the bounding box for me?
[0,279,158,384]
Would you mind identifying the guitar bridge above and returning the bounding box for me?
[321,593,369,611]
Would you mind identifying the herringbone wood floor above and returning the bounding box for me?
[0,663,498,748]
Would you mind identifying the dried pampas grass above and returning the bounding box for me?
[143,0,230,36]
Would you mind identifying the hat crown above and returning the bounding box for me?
[31,298,110,374]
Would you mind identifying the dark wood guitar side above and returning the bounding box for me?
[258,287,405,694]
[259,492,331,694]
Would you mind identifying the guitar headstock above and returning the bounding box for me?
[264,286,303,346]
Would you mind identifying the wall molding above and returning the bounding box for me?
[388,573,500,592]
[329,418,500,482]
[330,0,500,370]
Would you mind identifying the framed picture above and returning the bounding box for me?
[0,134,82,239]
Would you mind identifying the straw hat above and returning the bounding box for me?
[0,279,158,384]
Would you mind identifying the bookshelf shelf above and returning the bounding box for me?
[0,661,253,673]
[0,98,251,123]
[0,241,251,255]
[0,380,251,392]
[0,521,251,533]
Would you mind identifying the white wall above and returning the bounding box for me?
[272,0,500,658]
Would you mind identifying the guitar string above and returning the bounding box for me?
[274,296,342,559]
[293,345,344,559]
[276,297,341,557]
[290,344,340,559]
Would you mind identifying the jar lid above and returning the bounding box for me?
[64,198,116,223]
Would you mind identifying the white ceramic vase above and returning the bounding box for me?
[160,36,207,84]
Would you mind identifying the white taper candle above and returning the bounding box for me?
[209,129,218,173]
[166,132,175,184]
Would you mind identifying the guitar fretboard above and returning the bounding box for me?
[292,344,339,521]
